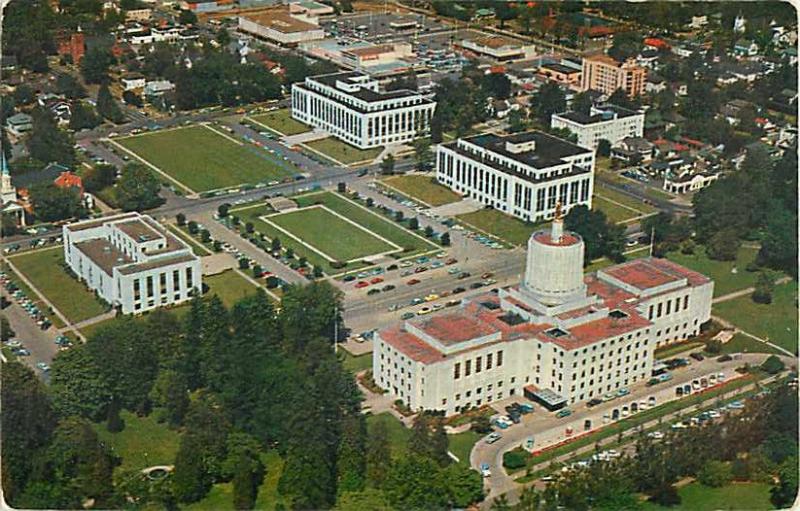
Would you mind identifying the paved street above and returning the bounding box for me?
[470,352,775,501]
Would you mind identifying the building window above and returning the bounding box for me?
[465,359,471,376]
[476,356,482,373]
[486,352,493,369]
[497,350,503,367]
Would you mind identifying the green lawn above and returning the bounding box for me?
[592,195,640,224]
[93,410,181,474]
[456,208,543,246]
[186,450,287,511]
[641,482,773,511]
[714,281,798,354]
[654,341,704,360]
[594,186,658,215]
[10,247,108,324]
[204,271,261,309]
[304,137,383,165]
[382,175,462,207]
[249,109,311,136]
[448,430,481,466]
[667,246,762,297]
[168,225,213,256]
[266,206,398,262]
[366,412,410,460]
[340,350,372,374]
[115,125,297,192]
[233,192,437,274]
[717,333,786,356]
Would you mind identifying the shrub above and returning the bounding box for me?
[176,213,186,226]
[761,355,785,375]
[330,260,346,269]
[503,450,527,470]
[697,460,732,488]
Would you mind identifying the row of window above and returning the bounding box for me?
[453,350,503,379]
[648,294,690,320]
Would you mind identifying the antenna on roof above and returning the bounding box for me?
[649,226,655,257]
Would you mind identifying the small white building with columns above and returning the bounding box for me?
[435,131,595,223]
[291,71,436,149]
[372,210,714,416]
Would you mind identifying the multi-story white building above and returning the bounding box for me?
[238,10,326,47]
[551,104,644,150]
[63,213,202,314]
[373,214,713,416]
[291,72,436,149]
[435,131,595,223]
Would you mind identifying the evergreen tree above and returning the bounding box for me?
[337,414,367,496]
[27,109,76,166]
[97,84,125,123]
[116,164,164,211]
[366,417,391,488]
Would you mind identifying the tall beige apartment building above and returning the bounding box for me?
[581,55,647,97]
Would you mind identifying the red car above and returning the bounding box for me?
[370,277,384,284]
[355,281,370,288]
[445,258,458,265]
[407,278,420,285]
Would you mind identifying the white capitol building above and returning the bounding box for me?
[373,210,714,416]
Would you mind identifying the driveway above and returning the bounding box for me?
[1,289,60,371]
[471,352,774,501]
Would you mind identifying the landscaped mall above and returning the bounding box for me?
[373,208,714,416]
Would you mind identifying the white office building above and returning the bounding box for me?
[551,104,644,150]
[63,213,202,314]
[291,72,436,149]
[435,131,595,223]
[372,214,714,416]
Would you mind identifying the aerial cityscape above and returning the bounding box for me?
[0,1,797,510]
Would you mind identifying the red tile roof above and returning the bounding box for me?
[415,313,497,345]
[53,171,83,193]
[601,259,684,290]
[380,325,444,364]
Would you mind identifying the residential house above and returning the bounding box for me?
[5,113,33,137]
[611,137,655,163]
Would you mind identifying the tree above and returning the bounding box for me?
[444,464,483,508]
[218,203,230,218]
[176,213,187,226]
[69,101,101,131]
[771,456,799,509]
[424,225,434,238]
[43,417,116,507]
[27,109,76,166]
[564,205,625,262]
[481,72,512,100]
[29,184,84,222]
[122,90,143,107]
[409,217,419,230]
[533,82,566,124]
[149,369,190,427]
[56,73,87,99]
[81,46,115,84]
[83,163,116,193]
[752,271,775,304]
[394,211,404,222]
[440,232,451,246]
[366,419,391,487]
[413,138,433,171]
[178,9,197,24]
[608,30,642,62]
[116,164,163,211]
[270,237,281,252]
[1,362,56,504]
[337,414,367,496]
[571,91,594,115]
[597,138,612,157]
[12,84,35,105]
[188,221,199,234]
[697,460,732,487]
[380,154,395,175]
[96,84,125,123]
[384,455,450,510]
[706,228,741,261]
[508,109,526,133]
[471,415,492,434]
[335,489,393,510]
[760,355,785,375]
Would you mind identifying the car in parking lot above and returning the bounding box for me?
[445,258,458,265]
[36,362,50,372]
[587,398,602,408]
[424,294,439,302]
[407,278,420,285]
[457,272,471,279]
[469,282,484,289]
[417,307,432,315]
[690,352,704,361]
[382,284,396,292]
[370,277,384,284]
[556,408,572,418]
[342,274,356,282]
[367,288,380,295]
[481,272,493,279]
[400,312,415,320]
[355,281,369,288]
[480,463,491,477]
[485,432,502,444]
[452,286,465,294]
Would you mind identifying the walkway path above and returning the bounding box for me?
[282,129,329,146]
[711,276,792,304]
[66,310,117,333]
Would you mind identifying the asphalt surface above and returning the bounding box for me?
[471,351,775,502]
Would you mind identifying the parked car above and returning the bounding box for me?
[556,408,572,418]
[370,277,384,284]
[485,432,502,444]
[587,398,603,408]
[355,281,369,288]
[690,352,705,361]
[407,278,420,285]
[480,463,491,477]
[400,312,415,320]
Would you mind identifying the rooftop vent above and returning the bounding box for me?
[609,310,629,319]
[481,301,500,310]
[499,313,526,326]
[505,139,536,154]
[546,327,569,338]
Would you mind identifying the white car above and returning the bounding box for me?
[485,432,502,444]
[647,431,665,440]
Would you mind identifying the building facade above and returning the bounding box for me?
[238,10,325,46]
[63,213,202,314]
[291,72,436,149]
[373,214,714,416]
[551,104,644,150]
[435,131,595,223]
[581,55,647,97]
